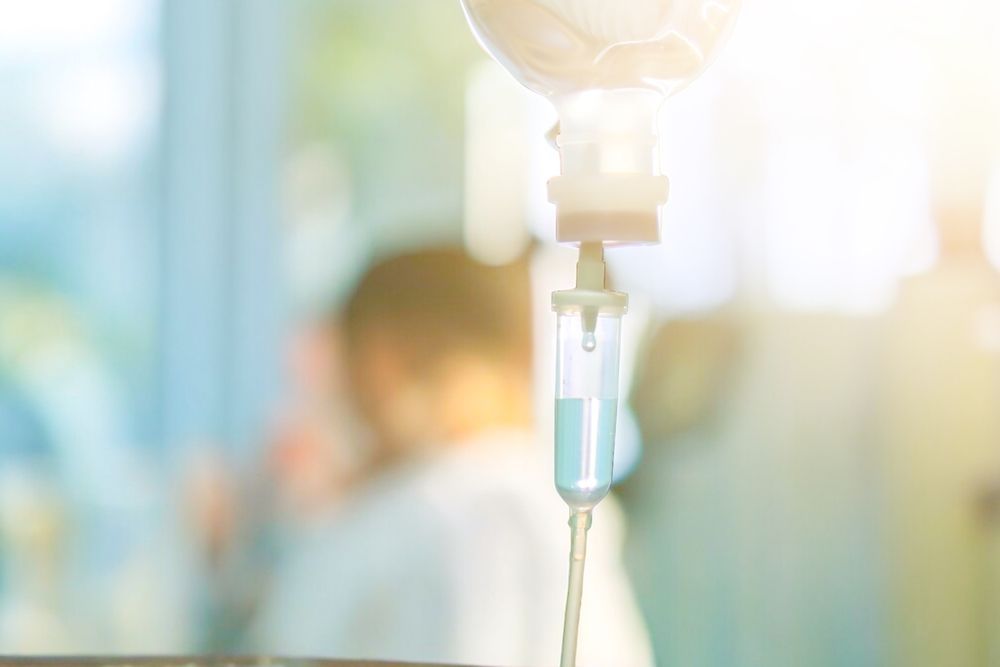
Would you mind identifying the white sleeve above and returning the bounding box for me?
[250,506,455,662]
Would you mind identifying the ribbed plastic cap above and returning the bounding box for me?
[548,173,669,244]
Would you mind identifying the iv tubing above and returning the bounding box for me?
[560,510,592,667]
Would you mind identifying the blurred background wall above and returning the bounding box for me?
[1,0,999,663]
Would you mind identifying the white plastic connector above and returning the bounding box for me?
[548,175,669,243]
[547,89,669,244]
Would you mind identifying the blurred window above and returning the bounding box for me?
[0,0,161,442]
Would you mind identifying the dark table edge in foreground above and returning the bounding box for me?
[0,657,479,667]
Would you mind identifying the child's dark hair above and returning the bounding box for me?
[341,247,533,373]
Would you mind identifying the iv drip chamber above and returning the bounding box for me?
[553,288,625,511]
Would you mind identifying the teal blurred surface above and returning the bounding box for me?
[0,658,477,667]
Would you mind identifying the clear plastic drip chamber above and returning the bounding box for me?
[460,0,741,244]
[553,288,625,511]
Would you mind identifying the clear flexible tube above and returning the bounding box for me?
[560,510,591,667]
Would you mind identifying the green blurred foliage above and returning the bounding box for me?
[289,0,485,241]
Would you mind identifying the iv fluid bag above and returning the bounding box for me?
[461,0,741,244]
[461,0,741,99]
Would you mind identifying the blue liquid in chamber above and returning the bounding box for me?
[555,397,617,510]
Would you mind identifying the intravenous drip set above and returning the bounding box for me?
[458,2,741,664]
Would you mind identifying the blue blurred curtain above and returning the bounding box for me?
[157,0,288,456]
